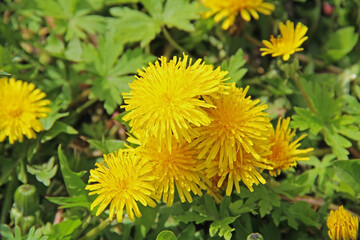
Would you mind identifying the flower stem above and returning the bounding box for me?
[291,69,318,115]
[78,219,111,240]
[161,26,189,55]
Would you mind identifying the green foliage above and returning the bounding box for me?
[110,0,199,46]
[1,0,360,239]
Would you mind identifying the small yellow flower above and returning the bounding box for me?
[267,117,313,177]
[122,54,228,152]
[138,136,207,206]
[0,77,50,144]
[205,146,272,196]
[260,20,308,61]
[327,205,359,240]
[201,0,275,30]
[192,84,272,171]
[86,149,157,222]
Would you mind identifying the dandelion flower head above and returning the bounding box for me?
[205,146,272,196]
[122,54,228,151]
[86,149,157,222]
[138,135,207,207]
[193,84,272,171]
[267,117,313,177]
[327,205,359,240]
[201,0,275,30]
[0,77,50,144]
[260,20,308,61]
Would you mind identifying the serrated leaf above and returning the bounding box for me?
[324,127,351,160]
[209,216,238,240]
[334,160,360,194]
[221,49,247,83]
[291,107,323,134]
[162,0,199,31]
[156,230,177,240]
[287,201,321,228]
[87,42,154,113]
[26,157,58,186]
[58,145,87,196]
[111,7,161,46]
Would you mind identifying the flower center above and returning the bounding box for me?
[9,107,24,118]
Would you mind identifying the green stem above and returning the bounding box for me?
[78,219,111,240]
[0,171,18,223]
[161,26,189,55]
[291,60,318,115]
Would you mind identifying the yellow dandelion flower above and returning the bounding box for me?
[122,54,228,151]
[205,147,272,196]
[327,205,359,240]
[86,149,157,222]
[260,20,308,61]
[201,0,275,30]
[138,136,207,206]
[267,117,313,177]
[0,77,50,144]
[192,84,272,171]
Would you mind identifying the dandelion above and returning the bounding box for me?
[138,136,207,206]
[0,77,50,144]
[192,84,272,171]
[122,54,228,151]
[327,205,359,240]
[260,20,308,61]
[86,149,157,222]
[201,0,275,30]
[205,146,272,196]
[267,117,313,177]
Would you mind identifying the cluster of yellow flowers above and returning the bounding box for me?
[201,0,309,62]
[86,54,313,222]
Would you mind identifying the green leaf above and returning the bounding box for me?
[64,37,83,62]
[26,157,58,186]
[291,107,323,134]
[156,230,177,240]
[52,218,82,238]
[177,224,196,240]
[324,127,351,160]
[110,7,161,47]
[46,195,91,209]
[0,70,11,77]
[58,145,87,196]
[334,160,360,194]
[324,27,359,61]
[162,0,199,32]
[41,121,78,143]
[209,216,238,240]
[25,226,47,240]
[0,224,16,240]
[221,49,248,83]
[88,139,126,154]
[45,34,65,55]
[0,158,17,186]
[86,38,154,113]
[287,201,321,228]
[40,111,69,131]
